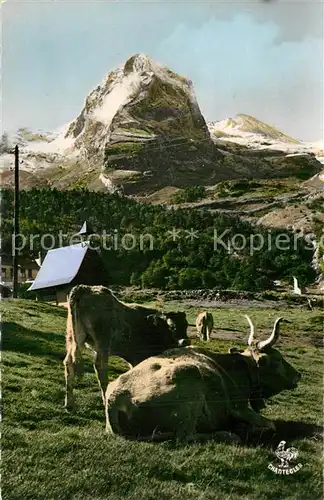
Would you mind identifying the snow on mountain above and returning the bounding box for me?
[92,72,143,127]
[1,55,322,192]
[23,133,75,155]
[209,114,299,142]
[87,53,175,130]
[64,52,209,159]
[208,114,323,157]
[88,57,153,130]
[0,53,212,187]
[0,123,76,168]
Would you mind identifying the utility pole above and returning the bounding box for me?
[12,145,19,298]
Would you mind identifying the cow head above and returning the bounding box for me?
[229,315,301,399]
[146,314,168,330]
[145,313,190,349]
[163,311,189,346]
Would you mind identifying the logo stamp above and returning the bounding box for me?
[268,440,303,475]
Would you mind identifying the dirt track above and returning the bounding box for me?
[179,298,286,309]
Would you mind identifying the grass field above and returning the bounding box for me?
[1,298,323,500]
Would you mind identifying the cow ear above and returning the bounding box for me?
[146,314,158,326]
[228,347,244,354]
[257,352,269,366]
[166,318,174,328]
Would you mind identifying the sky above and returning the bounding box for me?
[2,0,323,142]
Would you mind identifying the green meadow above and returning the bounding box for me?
[1,299,323,500]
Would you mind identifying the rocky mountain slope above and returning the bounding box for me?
[1,54,323,195]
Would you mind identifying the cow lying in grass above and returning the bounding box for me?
[196,311,214,341]
[64,285,189,410]
[105,315,301,442]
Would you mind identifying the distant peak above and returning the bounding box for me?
[237,113,254,120]
[124,53,155,74]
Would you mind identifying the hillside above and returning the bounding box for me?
[135,176,324,288]
[147,179,323,233]
[2,187,321,291]
[1,55,322,194]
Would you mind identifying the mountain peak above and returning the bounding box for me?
[123,53,156,74]
[208,113,302,151]
[61,53,211,185]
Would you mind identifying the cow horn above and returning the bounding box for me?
[244,315,255,346]
[257,317,283,350]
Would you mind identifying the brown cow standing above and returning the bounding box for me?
[64,285,189,410]
[196,311,214,341]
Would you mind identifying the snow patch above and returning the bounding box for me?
[19,122,76,156]
[93,72,143,127]
[23,134,76,154]
[0,121,78,173]
[209,116,265,141]
[89,53,191,133]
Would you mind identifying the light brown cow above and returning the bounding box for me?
[105,315,301,442]
[63,285,189,410]
[196,311,214,341]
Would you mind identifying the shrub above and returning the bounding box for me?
[178,268,202,289]
[141,261,169,289]
[172,186,206,204]
[201,270,217,288]
[17,283,38,300]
